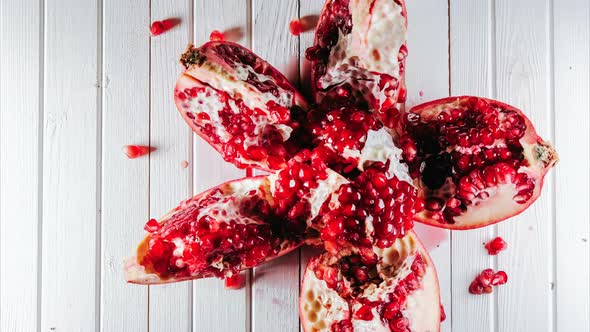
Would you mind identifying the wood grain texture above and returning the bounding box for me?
[0,0,41,331]
[449,1,495,331]
[148,1,193,331]
[41,0,100,330]
[495,1,554,331]
[251,1,301,331]
[553,1,590,331]
[192,1,251,332]
[404,2,452,332]
[100,0,150,330]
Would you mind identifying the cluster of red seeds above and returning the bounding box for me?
[141,189,286,279]
[469,268,508,294]
[313,254,427,332]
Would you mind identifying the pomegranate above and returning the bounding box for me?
[400,96,558,229]
[125,177,303,284]
[307,0,408,129]
[123,145,155,159]
[484,236,507,255]
[176,41,310,171]
[300,231,440,332]
[469,268,508,295]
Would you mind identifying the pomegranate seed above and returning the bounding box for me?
[144,218,160,233]
[440,304,446,322]
[354,304,374,321]
[288,19,303,36]
[123,145,155,159]
[484,236,507,255]
[491,271,508,286]
[477,268,495,287]
[224,274,243,289]
[209,30,224,41]
[150,21,165,36]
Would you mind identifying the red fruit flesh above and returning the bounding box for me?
[485,236,507,255]
[125,177,302,284]
[176,42,309,171]
[308,0,408,130]
[224,273,244,289]
[300,231,440,332]
[469,269,508,294]
[401,96,558,229]
[123,145,155,159]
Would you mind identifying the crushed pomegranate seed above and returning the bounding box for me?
[289,19,303,36]
[469,268,508,294]
[123,145,155,159]
[209,30,224,41]
[485,236,507,255]
[224,273,244,289]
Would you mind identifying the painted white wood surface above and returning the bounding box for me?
[1,0,589,331]
[101,0,150,331]
[0,1,41,331]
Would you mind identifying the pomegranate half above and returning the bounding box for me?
[125,177,303,284]
[176,41,310,171]
[307,0,408,129]
[300,230,441,332]
[400,96,558,229]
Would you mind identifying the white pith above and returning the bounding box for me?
[300,232,441,332]
[317,0,406,109]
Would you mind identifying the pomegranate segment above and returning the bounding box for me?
[300,231,441,332]
[125,177,302,284]
[176,41,309,171]
[401,96,558,229]
[308,0,408,129]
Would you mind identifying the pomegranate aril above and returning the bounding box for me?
[144,218,160,233]
[354,304,374,320]
[123,145,155,159]
[150,21,165,36]
[289,19,303,36]
[209,30,224,41]
[224,273,244,289]
[477,268,495,287]
[485,236,507,255]
[491,271,508,286]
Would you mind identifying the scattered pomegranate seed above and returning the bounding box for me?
[440,304,446,322]
[224,274,244,290]
[181,160,189,169]
[469,269,508,294]
[209,30,224,41]
[485,236,507,255]
[123,145,155,159]
[289,19,303,36]
[150,18,180,36]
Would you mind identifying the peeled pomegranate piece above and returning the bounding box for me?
[307,0,408,129]
[400,96,558,229]
[300,231,441,332]
[125,177,302,284]
[176,41,309,171]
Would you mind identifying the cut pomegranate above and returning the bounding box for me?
[468,268,508,295]
[300,231,440,332]
[123,145,155,159]
[176,41,310,171]
[308,0,408,130]
[125,177,303,284]
[209,30,224,41]
[224,273,244,289]
[484,236,507,255]
[289,19,303,36]
[401,96,558,229]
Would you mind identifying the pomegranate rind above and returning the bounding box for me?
[407,96,558,230]
[310,0,408,129]
[299,230,441,332]
[125,176,302,285]
[176,41,309,171]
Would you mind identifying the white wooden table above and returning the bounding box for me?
[1,1,589,331]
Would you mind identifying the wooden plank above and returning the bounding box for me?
[148,1,193,331]
[553,1,590,331]
[41,0,100,330]
[298,2,324,331]
[449,1,494,331]
[495,1,554,331]
[0,0,41,331]
[404,1,452,331]
[191,1,251,332]
[100,0,150,330]
[251,1,301,331]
